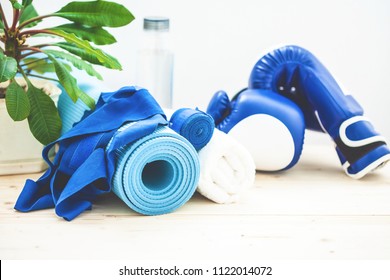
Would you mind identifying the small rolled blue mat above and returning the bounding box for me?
[169,108,214,150]
[111,125,200,215]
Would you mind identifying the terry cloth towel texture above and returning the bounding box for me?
[111,125,199,215]
[168,108,214,151]
[14,86,183,221]
[196,129,256,203]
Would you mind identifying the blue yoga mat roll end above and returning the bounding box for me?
[112,125,200,215]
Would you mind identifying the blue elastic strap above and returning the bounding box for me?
[169,108,214,150]
[14,86,167,221]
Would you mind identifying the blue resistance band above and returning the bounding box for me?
[169,108,214,150]
[14,86,170,221]
[111,125,199,215]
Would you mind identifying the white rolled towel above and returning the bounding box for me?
[197,129,256,203]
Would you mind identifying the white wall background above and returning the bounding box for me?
[36,0,390,143]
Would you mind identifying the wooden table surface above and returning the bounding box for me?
[1,144,389,260]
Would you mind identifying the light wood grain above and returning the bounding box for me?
[1,144,390,260]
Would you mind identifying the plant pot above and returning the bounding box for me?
[0,78,61,175]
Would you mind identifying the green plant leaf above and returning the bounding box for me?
[54,42,101,65]
[27,62,56,74]
[50,23,116,45]
[27,82,62,145]
[77,90,97,110]
[5,80,31,121]
[22,0,33,6]
[47,55,81,102]
[19,4,40,28]
[0,55,18,82]
[22,57,72,74]
[23,58,57,74]
[54,42,120,68]
[45,29,122,70]
[44,49,103,80]
[48,54,95,109]
[54,1,134,27]
[11,0,23,9]
[0,13,4,29]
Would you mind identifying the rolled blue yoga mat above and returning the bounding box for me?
[169,108,214,150]
[110,124,200,215]
[17,86,216,219]
[56,86,203,217]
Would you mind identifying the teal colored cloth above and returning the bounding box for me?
[57,83,102,135]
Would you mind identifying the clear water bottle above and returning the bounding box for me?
[136,17,174,108]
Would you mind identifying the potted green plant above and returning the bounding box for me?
[0,0,134,174]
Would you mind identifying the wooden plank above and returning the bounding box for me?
[1,215,389,260]
[1,144,390,260]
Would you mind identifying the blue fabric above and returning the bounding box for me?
[169,108,214,150]
[111,125,200,215]
[14,86,168,221]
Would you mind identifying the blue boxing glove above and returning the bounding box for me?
[249,45,390,178]
[207,88,305,171]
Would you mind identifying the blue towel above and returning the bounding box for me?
[111,125,199,215]
[14,86,169,221]
[169,108,214,150]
